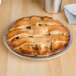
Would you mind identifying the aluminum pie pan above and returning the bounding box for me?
[3,16,73,60]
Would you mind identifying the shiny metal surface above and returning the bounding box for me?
[3,16,72,60]
[45,0,62,13]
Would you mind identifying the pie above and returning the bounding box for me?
[6,16,70,57]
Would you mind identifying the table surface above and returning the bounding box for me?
[0,0,76,76]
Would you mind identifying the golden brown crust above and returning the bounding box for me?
[6,16,70,57]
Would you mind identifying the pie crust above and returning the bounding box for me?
[6,16,70,57]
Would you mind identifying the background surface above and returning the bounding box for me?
[0,0,76,76]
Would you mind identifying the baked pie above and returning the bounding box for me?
[6,16,70,57]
